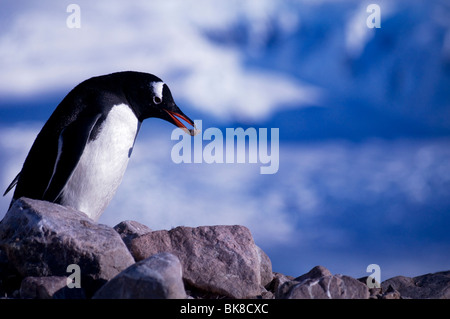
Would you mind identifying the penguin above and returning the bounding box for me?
[3,71,197,221]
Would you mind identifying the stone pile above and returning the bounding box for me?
[0,198,448,299]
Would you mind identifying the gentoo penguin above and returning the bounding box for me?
[3,71,197,221]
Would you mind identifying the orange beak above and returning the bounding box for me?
[164,109,198,136]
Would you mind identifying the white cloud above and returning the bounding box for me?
[345,1,395,58]
[0,0,322,121]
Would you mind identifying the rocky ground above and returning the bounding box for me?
[0,197,448,299]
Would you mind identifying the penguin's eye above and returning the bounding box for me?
[153,96,162,105]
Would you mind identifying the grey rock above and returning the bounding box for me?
[0,247,21,297]
[114,220,152,251]
[381,285,401,299]
[20,276,86,299]
[288,275,369,299]
[295,265,332,282]
[268,272,295,298]
[368,289,381,299]
[20,276,65,299]
[357,276,382,299]
[93,252,186,299]
[259,286,274,299]
[256,246,273,287]
[247,286,274,299]
[0,197,135,296]
[381,271,450,299]
[129,225,263,298]
[278,265,370,299]
[276,265,330,298]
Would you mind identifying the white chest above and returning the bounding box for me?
[61,103,140,221]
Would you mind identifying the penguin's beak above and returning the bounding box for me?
[164,109,198,136]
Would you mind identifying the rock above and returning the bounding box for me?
[275,265,330,298]
[20,276,86,299]
[267,272,295,297]
[381,285,401,299]
[129,225,264,298]
[256,246,273,287]
[0,197,135,296]
[20,276,65,299]
[357,276,382,299]
[278,265,370,299]
[3,197,447,300]
[93,252,186,299]
[0,247,21,297]
[259,286,274,299]
[295,265,332,282]
[381,271,450,299]
[113,220,152,252]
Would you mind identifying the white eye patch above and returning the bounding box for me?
[150,81,164,100]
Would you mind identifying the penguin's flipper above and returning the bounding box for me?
[43,114,102,202]
[3,172,21,196]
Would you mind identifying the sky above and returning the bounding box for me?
[0,0,449,281]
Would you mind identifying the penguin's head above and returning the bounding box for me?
[147,80,198,136]
[123,72,197,136]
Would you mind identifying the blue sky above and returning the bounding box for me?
[1,0,449,280]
